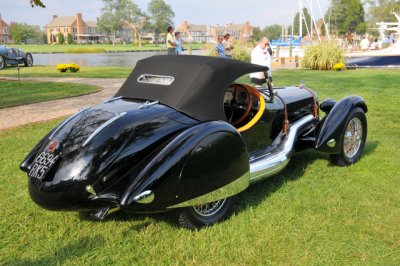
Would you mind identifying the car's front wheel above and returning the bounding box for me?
[0,56,5,69]
[24,53,33,67]
[178,197,235,230]
[330,107,367,166]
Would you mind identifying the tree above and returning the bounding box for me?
[57,32,65,44]
[147,0,174,44]
[66,33,73,44]
[293,8,312,36]
[30,0,45,7]
[97,0,144,45]
[366,0,400,34]
[9,23,38,44]
[262,24,282,41]
[325,0,366,35]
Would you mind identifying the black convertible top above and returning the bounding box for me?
[115,55,268,121]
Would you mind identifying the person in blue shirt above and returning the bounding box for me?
[174,32,183,55]
[215,35,225,57]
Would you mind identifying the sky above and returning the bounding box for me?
[0,0,330,29]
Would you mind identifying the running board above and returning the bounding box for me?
[249,115,314,184]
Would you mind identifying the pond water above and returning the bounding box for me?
[32,50,207,67]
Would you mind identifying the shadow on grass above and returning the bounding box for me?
[8,235,104,266]
[76,142,378,228]
[234,150,322,212]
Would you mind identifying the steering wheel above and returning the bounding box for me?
[227,84,252,126]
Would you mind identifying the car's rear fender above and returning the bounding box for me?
[119,121,250,212]
[315,96,367,154]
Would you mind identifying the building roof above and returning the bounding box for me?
[216,24,246,32]
[187,24,208,32]
[0,18,9,28]
[85,21,97,27]
[45,16,77,28]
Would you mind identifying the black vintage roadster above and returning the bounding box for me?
[21,56,367,229]
[0,45,33,69]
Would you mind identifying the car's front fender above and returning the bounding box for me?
[315,96,367,153]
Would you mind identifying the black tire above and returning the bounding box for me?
[0,55,5,69]
[24,53,33,67]
[178,197,235,230]
[330,107,367,166]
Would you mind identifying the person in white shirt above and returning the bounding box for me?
[250,37,272,85]
[360,36,369,51]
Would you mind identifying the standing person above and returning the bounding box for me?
[166,26,176,55]
[222,32,234,58]
[266,39,273,56]
[360,36,369,51]
[174,32,183,55]
[215,35,225,57]
[250,37,272,85]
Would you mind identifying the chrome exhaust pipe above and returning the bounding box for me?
[249,115,314,184]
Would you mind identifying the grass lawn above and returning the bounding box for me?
[0,65,131,79]
[12,43,205,53]
[0,69,399,264]
[0,81,99,108]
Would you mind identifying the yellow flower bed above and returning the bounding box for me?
[333,62,345,71]
[56,63,81,73]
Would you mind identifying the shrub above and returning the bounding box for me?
[56,63,80,73]
[232,46,251,63]
[206,42,251,62]
[333,62,345,71]
[302,42,344,70]
[57,33,65,44]
[68,63,80,72]
[66,33,73,44]
[56,64,69,72]
[65,47,106,53]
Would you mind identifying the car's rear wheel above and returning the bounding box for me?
[24,53,33,67]
[178,197,235,230]
[330,107,367,166]
[0,56,5,69]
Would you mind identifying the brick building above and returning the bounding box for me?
[177,21,254,43]
[0,14,10,44]
[44,13,104,43]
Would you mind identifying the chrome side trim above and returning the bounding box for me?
[83,112,127,147]
[249,115,314,184]
[133,190,154,204]
[48,107,90,140]
[104,96,122,103]
[139,101,159,109]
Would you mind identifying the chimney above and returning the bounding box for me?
[52,15,58,20]
[184,20,188,35]
[244,21,250,41]
[76,13,83,42]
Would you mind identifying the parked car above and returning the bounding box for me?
[21,56,367,229]
[0,45,33,69]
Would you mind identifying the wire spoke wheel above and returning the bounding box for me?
[178,197,235,229]
[343,117,363,159]
[0,56,4,69]
[330,107,367,166]
[192,199,227,217]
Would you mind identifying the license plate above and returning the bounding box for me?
[28,151,59,180]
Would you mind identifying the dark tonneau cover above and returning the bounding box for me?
[115,55,268,122]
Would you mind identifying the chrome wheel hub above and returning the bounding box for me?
[193,199,226,217]
[343,117,363,159]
